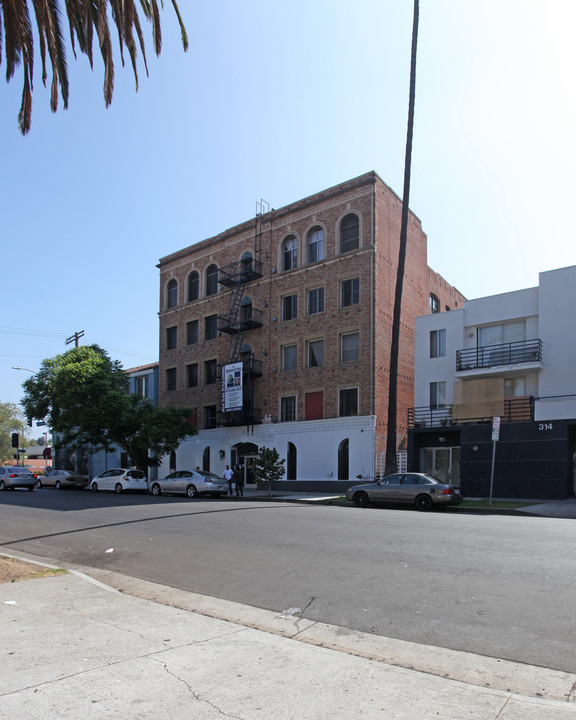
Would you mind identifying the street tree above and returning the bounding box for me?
[1,0,188,134]
[20,344,196,472]
[0,401,28,462]
[253,446,285,497]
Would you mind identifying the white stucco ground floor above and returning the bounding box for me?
[161,415,377,492]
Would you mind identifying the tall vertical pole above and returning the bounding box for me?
[385,0,420,475]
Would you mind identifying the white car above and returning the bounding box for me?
[90,468,147,494]
[149,470,228,498]
[0,466,38,491]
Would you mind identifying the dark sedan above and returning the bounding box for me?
[345,472,462,511]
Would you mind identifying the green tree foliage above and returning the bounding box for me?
[253,446,285,497]
[20,345,196,471]
[0,401,27,462]
[1,0,188,134]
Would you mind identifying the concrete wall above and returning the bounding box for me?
[170,415,376,490]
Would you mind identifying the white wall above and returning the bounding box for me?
[536,265,576,418]
[173,415,376,482]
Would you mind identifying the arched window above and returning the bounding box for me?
[429,294,440,314]
[287,442,297,481]
[338,438,349,481]
[187,271,199,302]
[202,446,210,472]
[340,214,359,253]
[282,235,298,271]
[206,264,218,296]
[307,227,324,264]
[166,279,178,309]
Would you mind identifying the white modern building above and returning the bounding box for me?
[407,265,576,499]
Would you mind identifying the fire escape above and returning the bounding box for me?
[216,201,268,429]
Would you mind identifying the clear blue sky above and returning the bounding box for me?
[2,1,574,411]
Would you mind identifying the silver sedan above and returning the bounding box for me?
[0,466,38,491]
[39,469,89,490]
[345,472,462,511]
[149,470,228,498]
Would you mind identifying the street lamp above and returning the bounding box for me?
[12,366,38,374]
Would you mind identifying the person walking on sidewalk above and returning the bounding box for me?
[234,466,244,496]
[223,465,233,496]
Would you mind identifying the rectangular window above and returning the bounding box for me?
[205,315,218,340]
[478,321,526,347]
[204,405,217,429]
[307,287,324,315]
[135,376,148,397]
[282,294,298,321]
[341,278,359,307]
[186,320,198,345]
[339,388,358,417]
[280,396,296,422]
[187,363,198,388]
[341,332,359,362]
[307,339,324,367]
[166,325,177,350]
[504,376,526,397]
[430,381,446,409]
[204,359,218,385]
[282,344,298,371]
[430,329,446,358]
[165,368,177,392]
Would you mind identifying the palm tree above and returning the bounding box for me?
[384,0,419,476]
[0,0,188,135]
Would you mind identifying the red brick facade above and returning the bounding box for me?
[157,172,465,450]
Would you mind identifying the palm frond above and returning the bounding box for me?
[2,0,188,134]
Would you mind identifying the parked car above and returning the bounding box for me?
[149,469,228,498]
[90,468,147,494]
[0,466,38,491]
[39,469,89,490]
[345,472,462,511]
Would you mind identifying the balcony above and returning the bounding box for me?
[456,339,542,372]
[217,356,263,379]
[408,406,453,428]
[217,306,263,334]
[408,396,535,429]
[217,408,263,427]
[218,258,263,287]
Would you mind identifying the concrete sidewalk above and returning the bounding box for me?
[238,489,576,519]
[2,553,576,719]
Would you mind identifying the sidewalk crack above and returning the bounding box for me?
[493,695,511,719]
[152,657,245,719]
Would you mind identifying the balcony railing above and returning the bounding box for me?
[217,307,263,334]
[217,355,263,378]
[218,258,263,287]
[408,396,535,428]
[217,408,262,427]
[408,406,453,428]
[456,339,542,372]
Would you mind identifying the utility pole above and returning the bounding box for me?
[66,330,85,347]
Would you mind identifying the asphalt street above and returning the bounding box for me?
[1,488,575,675]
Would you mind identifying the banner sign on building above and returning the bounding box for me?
[223,362,243,411]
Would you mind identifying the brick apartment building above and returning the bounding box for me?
[157,171,464,490]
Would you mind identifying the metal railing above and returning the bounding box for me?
[408,396,534,428]
[217,307,263,334]
[218,258,263,286]
[456,339,542,371]
[217,408,262,427]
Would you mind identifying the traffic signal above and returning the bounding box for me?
[11,432,19,448]
[27,418,33,427]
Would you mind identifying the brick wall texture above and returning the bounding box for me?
[157,171,465,447]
